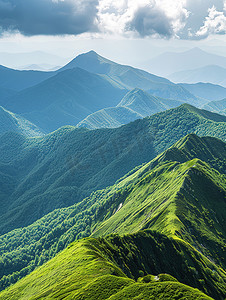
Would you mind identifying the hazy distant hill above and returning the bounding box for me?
[0,65,53,91]
[2,67,127,132]
[202,99,226,116]
[17,63,61,71]
[145,47,226,76]
[0,106,44,137]
[169,65,226,88]
[78,89,183,129]
[59,50,170,85]
[0,51,67,69]
[179,82,226,101]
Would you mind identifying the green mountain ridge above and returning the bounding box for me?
[0,133,225,299]
[77,89,183,130]
[0,104,225,236]
[0,233,214,300]
[0,106,44,137]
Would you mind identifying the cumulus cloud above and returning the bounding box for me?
[97,0,189,38]
[196,5,226,38]
[0,0,98,36]
[0,0,226,39]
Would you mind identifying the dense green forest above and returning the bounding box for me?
[0,104,225,237]
[0,133,225,299]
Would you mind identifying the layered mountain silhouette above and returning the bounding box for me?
[179,82,226,102]
[0,133,225,299]
[77,89,183,129]
[145,47,226,76]
[169,65,226,88]
[59,50,198,103]
[0,49,226,300]
[2,67,127,132]
[0,64,53,91]
[1,51,203,133]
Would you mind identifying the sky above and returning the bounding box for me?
[0,0,226,68]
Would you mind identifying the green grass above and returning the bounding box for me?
[0,235,214,300]
[0,133,225,297]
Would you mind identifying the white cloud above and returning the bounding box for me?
[0,0,226,40]
[97,0,189,38]
[196,5,226,37]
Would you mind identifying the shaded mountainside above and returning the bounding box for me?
[58,50,199,103]
[0,104,225,235]
[0,134,225,299]
[0,106,44,137]
[0,64,53,91]
[77,89,183,129]
[0,87,16,100]
[0,232,214,300]
[2,67,127,132]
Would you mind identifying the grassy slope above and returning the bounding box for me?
[0,235,213,300]
[0,104,225,235]
[0,134,225,298]
[93,159,226,265]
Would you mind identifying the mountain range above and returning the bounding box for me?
[77,89,183,129]
[1,50,226,134]
[144,47,226,77]
[169,65,226,88]
[0,49,226,300]
[1,67,127,132]
[0,104,225,236]
[0,133,225,299]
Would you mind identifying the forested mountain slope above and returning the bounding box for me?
[0,104,225,236]
[0,134,225,299]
